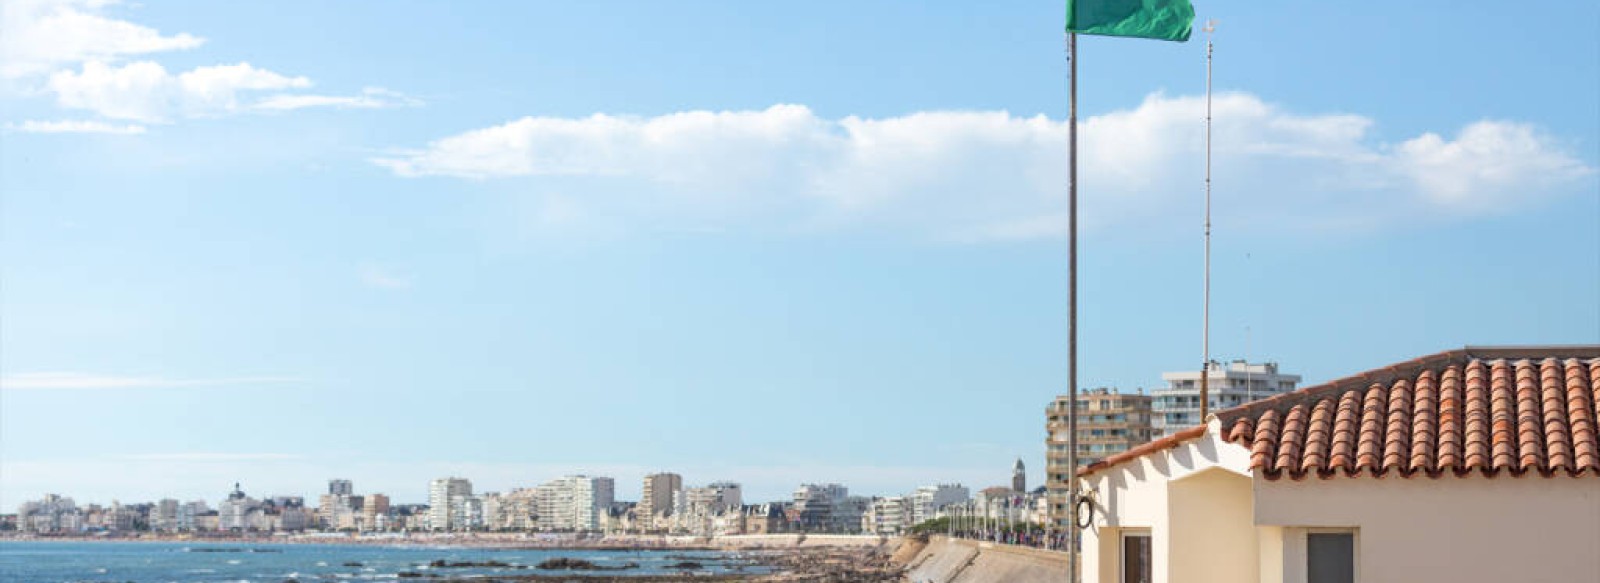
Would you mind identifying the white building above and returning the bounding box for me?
[863,496,912,535]
[1152,360,1300,436]
[150,499,180,532]
[16,494,81,534]
[218,483,258,531]
[534,475,615,532]
[426,477,472,531]
[1079,347,1600,583]
[792,483,849,531]
[910,484,969,525]
[683,481,742,515]
[177,500,208,531]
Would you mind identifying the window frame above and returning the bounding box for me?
[1120,528,1153,583]
[1303,527,1359,583]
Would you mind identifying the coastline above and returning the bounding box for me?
[0,532,889,551]
[0,534,907,582]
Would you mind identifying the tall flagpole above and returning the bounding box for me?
[1065,29,1080,583]
[1199,20,1214,422]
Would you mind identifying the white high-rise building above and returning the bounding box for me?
[534,475,615,532]
[427,477,472,531]
[16,494,81,534]
[910,484,969,525]
[177,500,208,531]
[864,496,912,535]
[683,481,742,516]
[149,499,180,531]
[1152,360,1301,436]
[218,483,258,531]
[793,483,849,532]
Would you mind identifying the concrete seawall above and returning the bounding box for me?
[900,536,1068,583]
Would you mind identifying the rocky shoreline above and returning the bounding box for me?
[358,546,904,583]
[2,534,910,582]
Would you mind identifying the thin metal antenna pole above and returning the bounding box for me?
[1246,325,1253,402]
[1199,20,1214,422]
[1065,30,1080,583]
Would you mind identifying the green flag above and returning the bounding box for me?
[1067,0,1195,42]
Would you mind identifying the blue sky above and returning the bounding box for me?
[1,0,1596,507]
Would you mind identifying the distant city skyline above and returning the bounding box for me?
[2,1,1596,508]
[2,465,1011,509]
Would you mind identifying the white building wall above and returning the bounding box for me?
[1255,474,1600,583]
[1080,419,1253,583]
[1167,469,1256,583]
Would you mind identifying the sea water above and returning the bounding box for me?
[0,541,767,583]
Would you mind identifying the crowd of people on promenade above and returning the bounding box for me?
[945,528,1068,551]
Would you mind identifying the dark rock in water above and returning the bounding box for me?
[342,562,363,567]
[426,559,512,568]
[664,554,721,561]
[396,572,424,578]
[535,557,639,571]
[668,561,704,570]
[535,557,595,570]
[282,579,300,583]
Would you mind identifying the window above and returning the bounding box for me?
[1122,531,1151,583]
[1307,531,1355,583]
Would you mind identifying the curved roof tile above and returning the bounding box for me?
[1213,346,1600,480]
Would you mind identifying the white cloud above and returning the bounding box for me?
[254,86,420,111]
[7,118,145,134]
[374,94,1593,239]
[4,1,414,128]
[0,372,300,390]
[47,60,310,122]
[119,453,301,462]
[0,0,204,79]
[1393,121,1592,213]
[358,265,413,289]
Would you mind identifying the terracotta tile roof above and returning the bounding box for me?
[1218,346,1600,480]
[1078,425,1206,477]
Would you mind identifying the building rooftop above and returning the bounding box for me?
[1083,346,1600,481]
[1218,346,1599,480]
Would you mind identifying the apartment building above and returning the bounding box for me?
[1152,360,1300,436]
[534,475,615,532]
[909,484,969,525]
[426,477,472,531]
[1045,388,1155,526]
[638,472,681,528]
